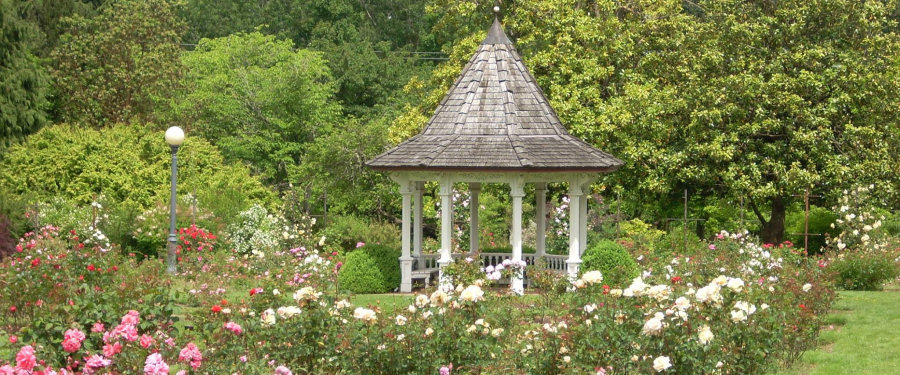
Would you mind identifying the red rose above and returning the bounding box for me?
[87,264,96,272]
[9,306,15,312]
[211,305,222,313]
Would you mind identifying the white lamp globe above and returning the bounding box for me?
[165,126,185,146]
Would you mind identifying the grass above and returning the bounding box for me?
[348,293,413,312]
[776,288,900,375]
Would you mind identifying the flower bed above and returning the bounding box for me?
[1,225,834,374]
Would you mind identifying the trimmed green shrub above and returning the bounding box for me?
[360,244,401,292]
[581,239,639,286]
[338,250,388,293]
[830,251,899,291]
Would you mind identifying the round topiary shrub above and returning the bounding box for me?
[338,251,386,293]
[337,245,401,293]
[360,244,401,291]
[581,239,639,286]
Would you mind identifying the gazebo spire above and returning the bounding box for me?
[483,17,512,45]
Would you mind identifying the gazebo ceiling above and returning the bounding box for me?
[367,18,624,173]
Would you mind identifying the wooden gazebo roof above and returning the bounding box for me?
[367,18,623,172]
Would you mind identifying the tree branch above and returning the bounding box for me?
[748,195,768,225]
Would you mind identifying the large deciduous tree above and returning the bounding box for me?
[51,0,184,128]
[171,32,341,188]
[403,0,900,243]
[0,0,49,151]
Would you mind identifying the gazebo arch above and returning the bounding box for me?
[366,18,623,294]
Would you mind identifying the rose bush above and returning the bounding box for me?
[1,216,835,374]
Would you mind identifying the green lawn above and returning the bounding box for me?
[777,288,900,375]
[349,294,414,313]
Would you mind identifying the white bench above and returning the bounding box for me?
[411,268,440,287]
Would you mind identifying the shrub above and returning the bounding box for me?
[829,251,899,290]
[338,250,388,293]
[360,244,402,291]
[786,204,838,255]
[0,124,275,215]
[0,213,14,258]
[322,215,399,252]
[581,239,639,286]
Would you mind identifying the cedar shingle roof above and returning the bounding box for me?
[367,18,623,172]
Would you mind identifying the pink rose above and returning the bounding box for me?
[140,334,155,349]
[15,346,37,371]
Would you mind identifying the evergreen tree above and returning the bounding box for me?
[0,0,49,152]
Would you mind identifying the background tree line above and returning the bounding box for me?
[2,0,899,247]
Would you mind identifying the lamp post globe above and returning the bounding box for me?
[165,126,185,146]
[165,126,184,274]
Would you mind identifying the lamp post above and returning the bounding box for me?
[164,126,185,274]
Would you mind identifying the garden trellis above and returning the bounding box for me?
[367,16,623,293]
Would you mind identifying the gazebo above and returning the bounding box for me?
[366,17,623,294]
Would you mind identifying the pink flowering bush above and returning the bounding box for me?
[0,226,178,367]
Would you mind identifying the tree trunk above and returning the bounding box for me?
[760,196,786,244]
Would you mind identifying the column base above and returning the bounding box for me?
[566,259,581,280]
[510,277,524,295]
[399,257,414,293]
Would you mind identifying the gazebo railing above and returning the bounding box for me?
[414,253,568,273]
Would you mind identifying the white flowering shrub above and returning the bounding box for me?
[827,185,888,253]
[227,204,312,257]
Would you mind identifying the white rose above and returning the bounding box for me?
[395,315,407,326]
[581,270,604,285]
[261,308,276,326]
[353,307,377,323]
[642,316,664,335]
[726,278,745,293]
[802,283,812,292]
[698,325,714,345]
[415,294,429,307]
[425,327,434,336]
[674,296,691,310]
[653,356,672,372]
[459,285,485,302]
[730,309,747,323]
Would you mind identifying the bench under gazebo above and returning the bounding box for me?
[366,17,623,294]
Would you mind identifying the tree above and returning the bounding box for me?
[400,0,900,243]
[0,0,49,151]
[16,0,99,57]
[51,0,184,128]
[170,31,341,187]
[180,0,435,117]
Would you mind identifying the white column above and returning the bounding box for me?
[437,177,454,289]
[579,186,588,255]
[413,182,424,258]
[399,180,414,293]
[535,182,547,258]
[510,179,525,295]
[566,179,584,280]
[469,183,481,254]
